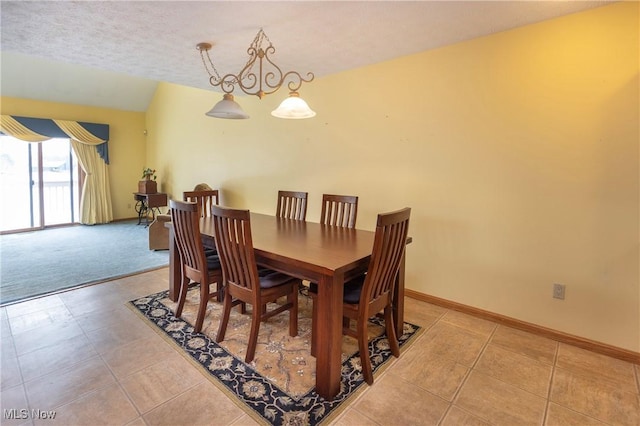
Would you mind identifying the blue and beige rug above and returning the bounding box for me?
[129,287,421,425]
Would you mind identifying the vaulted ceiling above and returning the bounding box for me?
[1,1,611,112]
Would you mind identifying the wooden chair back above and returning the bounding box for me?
[212,205,300,362]
[361,208,411,312]
[339,207,410,384]
[170,200,208,279]
[276,190,308,221]
[170,199,225,332]
[320,194,358,228]
[210,205,259,297]
[183,190,219,218]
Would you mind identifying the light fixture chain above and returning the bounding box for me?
[200,48,221,82]
[241,28,271,82]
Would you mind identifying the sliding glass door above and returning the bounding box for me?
[0,135,80,232]
[0,135,37,230]
[41,138,80,226]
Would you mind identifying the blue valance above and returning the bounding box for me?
[0,115,110,164]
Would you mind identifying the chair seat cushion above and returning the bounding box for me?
[257,266,274,277]
[206,254,221,270]
[343,276,365,304]
[259,269,296,289]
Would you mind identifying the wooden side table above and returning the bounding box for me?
[133,192,168,226]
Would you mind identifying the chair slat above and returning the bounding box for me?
[320,194,358,229]
[183,190,219,218]
[276,190,308,221]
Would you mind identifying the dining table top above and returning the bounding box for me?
[198,212,378,278]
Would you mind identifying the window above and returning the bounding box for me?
[0,135,81,232]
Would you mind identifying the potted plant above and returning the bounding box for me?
[138,167,158,193]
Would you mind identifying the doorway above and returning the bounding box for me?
[0,135,81,233]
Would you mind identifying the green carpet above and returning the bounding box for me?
[129,287,421,425]
[0,220,169,305]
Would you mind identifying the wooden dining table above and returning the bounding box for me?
[167,212,407,400]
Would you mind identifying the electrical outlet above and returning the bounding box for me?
[553,283,566,300]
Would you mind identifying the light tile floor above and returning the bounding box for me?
[1,268,638,426]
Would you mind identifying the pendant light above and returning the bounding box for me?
[271,92,316,119]
[205,94,249,119]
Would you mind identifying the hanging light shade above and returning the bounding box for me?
[205,94,249,119]
[271,92,316,119]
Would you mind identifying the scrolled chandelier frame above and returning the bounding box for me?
[197,29,316,119]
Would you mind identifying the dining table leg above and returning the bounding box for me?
[314,272,344,400]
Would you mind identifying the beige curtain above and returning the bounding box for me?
[55,120,113,224]
[70,139,113,224]
[0,115,113,225]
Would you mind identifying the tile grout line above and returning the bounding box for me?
[433,308,460,426]
[544,341,619,426]
[541,340,560,425]
[436,311,498,425]
[358,306,452,426]
[9,331,32,416]
[96,282,177,425]
[62,292,145,424]
[7,300,73,415]
[346,406,385,426]
[97,349,145,422]
[33,357,124,417]
[3,279,163,423]
[9,296,104,413]
[418,309,457,426]
[553,343,639,393]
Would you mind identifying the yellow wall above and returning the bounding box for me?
[0,97,146,220]
[146,3,639,351]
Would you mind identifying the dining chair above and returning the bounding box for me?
[149,186,218,252]
[183,189,219,218]
[276,190,308,221]
[170,199,224,333]
[183,188,221,257]
[343,207,410,384]
[310,193,359,355]
[320,194,358,228]
[211,205,300,363]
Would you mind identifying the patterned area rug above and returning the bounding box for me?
[129,287,421,425]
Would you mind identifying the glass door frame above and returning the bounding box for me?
[0,136,83,234]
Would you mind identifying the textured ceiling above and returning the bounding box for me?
[1,1,612,112]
